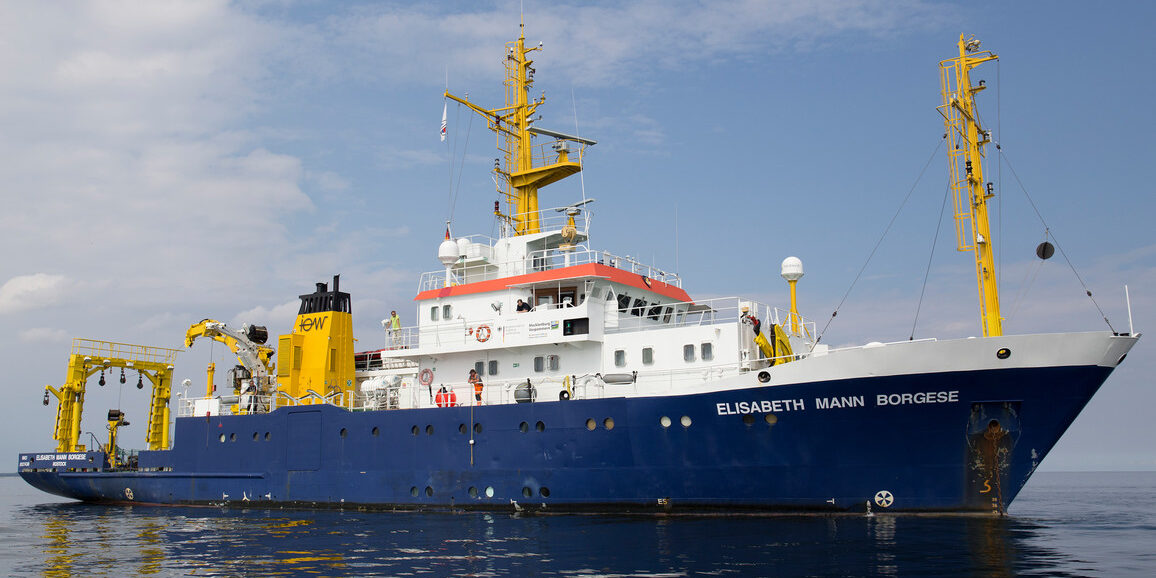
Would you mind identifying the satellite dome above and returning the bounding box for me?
[438,238,460,266]
[781,256,804,281]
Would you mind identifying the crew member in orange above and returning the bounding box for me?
[469,369,484,403]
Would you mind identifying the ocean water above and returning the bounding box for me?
[1,472,1153,576]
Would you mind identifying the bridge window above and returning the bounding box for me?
[663,307,674,323]
[631,298,647,316]
[617,293,631,312]
[648,304,662,321]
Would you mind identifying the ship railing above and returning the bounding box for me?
[418,246,682,291]
[176,393,277,417]
[70,338,181,365]
[355,347,420,370]
[606,297,816,342]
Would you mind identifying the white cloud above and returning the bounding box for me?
[18,327,70,343]
[0,274,69,314]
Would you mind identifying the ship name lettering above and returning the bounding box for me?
[876,390,959,406]
[716,399,805,415]
[815,396,866,409]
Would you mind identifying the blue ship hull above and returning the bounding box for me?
[19,363,1111,513]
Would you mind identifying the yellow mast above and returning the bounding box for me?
[444,23,590,236]
[940,34,1001,337]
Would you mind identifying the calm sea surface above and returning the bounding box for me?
[1,471,1153,576]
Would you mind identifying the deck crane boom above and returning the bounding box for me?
[184,320,275,404]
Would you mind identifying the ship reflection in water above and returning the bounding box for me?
[16,503,1091,576]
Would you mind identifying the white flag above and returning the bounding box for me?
[440,102,447,142]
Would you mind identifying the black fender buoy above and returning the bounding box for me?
[559,390,570,401]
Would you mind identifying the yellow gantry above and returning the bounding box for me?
[44,338,180,453]
[444,24,593,236]
[940,34,1002,337]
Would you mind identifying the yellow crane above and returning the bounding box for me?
[184,319,275,410]
[44,339,180,453]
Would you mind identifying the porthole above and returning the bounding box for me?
[757,371,770,383]
[765,414,778,425]
[372,427,380,437]
[996,348,1011,360]
[585,418,596,431]
[411,425,419,436]
[252,432,259,441]
[660,416,671,428]
[540,487,551,498]
[264,432,270,441]
[469,487,478,498]
[426,425,434,435]
[485,486,495,498]
[603,417,615,430]
[742,414,755,426]
[339,428,347,438]
[535,421,545,432]
[519,421,529,433]
[425,486,434,497]
[474,423,483,434]
[410,486,418,497]
[522,487,532,498]
[459,423,468,434]
[680,415,692,428]
[229,433,236,442]
[219,434,226,443]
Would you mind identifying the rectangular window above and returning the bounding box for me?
[617,293,631,312]
[683,344,696,362]
[663,307,674,323]
[642,347,654,365]
[475,361,485,376]
[631,298,647,316]
[430,306,439,322]
[547,355,560,371]
[488,360,498,376]
[614,350,626,367]
[534,356,545,372]
[701,342,714,361]
[442,304,452,319]
[647,304,662,320]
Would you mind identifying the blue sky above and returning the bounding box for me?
[0,0,1152,471]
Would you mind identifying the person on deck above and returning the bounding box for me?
[516,299,532,312]
[389,310,402,347]
[469,369,484,403]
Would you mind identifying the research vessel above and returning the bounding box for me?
[19,30,1139,513]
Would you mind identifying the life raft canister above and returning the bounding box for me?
[435,387,457,407]
[475,325,492,342]
[419,368,434,386]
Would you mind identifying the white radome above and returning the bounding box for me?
[781,256,804,281]
[438,238,460,266]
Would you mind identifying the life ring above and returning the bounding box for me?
[419,368,434,386]
[475,325,492,343]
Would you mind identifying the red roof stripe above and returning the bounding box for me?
[414,263,691,302]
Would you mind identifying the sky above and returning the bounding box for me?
[1,0,1153,472]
